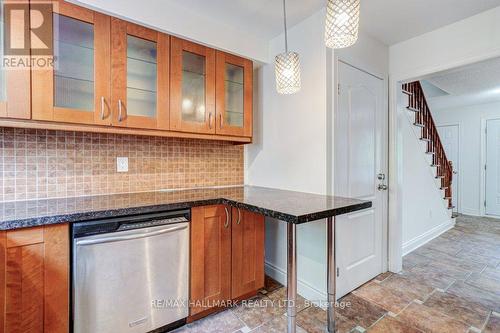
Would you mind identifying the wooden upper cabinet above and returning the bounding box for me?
[216,52,253,137]
[190,205,231,316]
[110,19,169,130]
[170,37,216,134]
[0,0,30,119]
[32,0,111,125]
[231,208,264,299]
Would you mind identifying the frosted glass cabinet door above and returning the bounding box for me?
[32,1,111,125]
[170,37,215,134]
[111,19,169,129]
[215,51,253,137]
[0,0,30,119]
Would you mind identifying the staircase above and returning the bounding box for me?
[402,81,454,211]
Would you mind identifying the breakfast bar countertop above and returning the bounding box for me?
[0,185,372,230]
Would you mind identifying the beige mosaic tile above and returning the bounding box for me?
[0,128,243,201]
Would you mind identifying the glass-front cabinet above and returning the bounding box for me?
[110,19,169,129]
[3,0,253,141]
[0,0,30,119]
[32,1,110,125]
[215,51,252,137]
[170,37,216,134]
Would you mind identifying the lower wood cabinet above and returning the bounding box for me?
[231,207,265,299]
[0,224,69,333]
[190,205,264,318]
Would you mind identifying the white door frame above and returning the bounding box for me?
[480,116,500,217]
[436,123,461,214]
[388,52,500,272]
[331,55,389,274]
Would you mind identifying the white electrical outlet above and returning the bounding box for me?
[117,157,128,172]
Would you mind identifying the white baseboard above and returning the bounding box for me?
[402,218,456,256]
[264,261,327,306]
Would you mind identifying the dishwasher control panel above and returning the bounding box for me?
[117,217,189,231]
[73,209,191,238]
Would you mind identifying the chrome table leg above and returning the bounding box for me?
[287,223,297,333]
[327,216,336,332]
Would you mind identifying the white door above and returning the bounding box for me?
[485,119,500,216]
[437,125,459,213]
[334,61,387,298]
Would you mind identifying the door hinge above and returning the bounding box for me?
[337,267,340,277]
[484,200,487,207]
[337,83,341,95]
[485,164,487,171]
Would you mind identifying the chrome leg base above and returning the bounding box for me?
[327,217,336,333]
[287,223,297,333]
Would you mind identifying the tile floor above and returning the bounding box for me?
[173,215,500,332]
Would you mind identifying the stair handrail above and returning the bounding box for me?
[402,81,453,209]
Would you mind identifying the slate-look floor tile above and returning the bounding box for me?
[231,293,285,329]
[337,294,386,328]
[296,305,361,333]
[172,310,245,333]
[352,281,413,313]
[483,313,500,333]
[447,280,500,312]
[396,302,470,333]
[367,316,423,332]
[379,274,435,301]
[423,291,490,328]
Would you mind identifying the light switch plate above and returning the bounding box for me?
[117,157,128,172]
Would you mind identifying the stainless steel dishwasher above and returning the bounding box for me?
[72,210,190,333]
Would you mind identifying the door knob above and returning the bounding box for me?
[378,184,388,191]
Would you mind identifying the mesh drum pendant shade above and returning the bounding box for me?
[325,0,361,49]
[275,0,301,94]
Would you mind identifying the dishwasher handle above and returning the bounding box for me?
[75,224,188,246]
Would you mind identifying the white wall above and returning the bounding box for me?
[432,101,500,216]
[245,7,388,301]
[71,0,268,63]
[390,6,500,80]
[401,109,453,254]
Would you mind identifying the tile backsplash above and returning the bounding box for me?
[0,127,244,202]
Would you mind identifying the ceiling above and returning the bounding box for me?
[361,0,500,45]
[163,0,500,45]
[423,57,500,110]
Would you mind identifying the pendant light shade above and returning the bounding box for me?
[275,51,301,94]
[275,0,301,94]
[325,0,360,49]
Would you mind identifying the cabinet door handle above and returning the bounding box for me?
[209,113,213,129]
[219,114,223,129]
[224,207,230,228]
[237,208,241,225]
[118,99,123,122]
[100,96,105,120]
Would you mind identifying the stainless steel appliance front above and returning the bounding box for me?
[73,218,189,333]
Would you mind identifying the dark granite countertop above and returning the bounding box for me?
[0,186,372,230]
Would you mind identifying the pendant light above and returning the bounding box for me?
[325,0,360,49]
[275,0,301,94]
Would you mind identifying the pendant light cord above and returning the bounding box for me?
[282,0,288,53]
